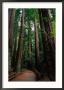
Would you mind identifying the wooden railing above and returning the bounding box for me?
[9,72,16,81]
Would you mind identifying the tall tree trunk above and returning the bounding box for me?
[28,20,32,68]
[38,9,49,75]
[11,9,20,72]
[41,9,51,35]
[16,9,25,72]
[8,9,16,72]
[34,16,40,69]
[8,9,16,55]
[38,9,55,80]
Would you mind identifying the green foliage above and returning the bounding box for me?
[50,9,55,21]
[50,9,56,38]
[50,21,55,38]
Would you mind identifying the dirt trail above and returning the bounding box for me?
[11,69,50,81]
[12,70,36,81]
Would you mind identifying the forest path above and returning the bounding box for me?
[12,70,36,81]
[11,69,50,81]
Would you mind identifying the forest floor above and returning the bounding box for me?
[9,69,50,81]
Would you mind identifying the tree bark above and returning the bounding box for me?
[8,9,16,72]
[16,9,25,72]
[28,20,32,67]
[38,9,55,80]
[41,9,51,34]
[8,9,16,54]
[34,16,40,68]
